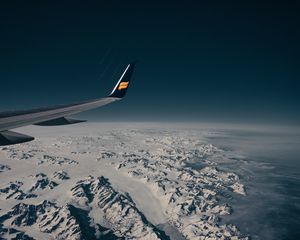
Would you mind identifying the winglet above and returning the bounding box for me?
[109,61,137,98]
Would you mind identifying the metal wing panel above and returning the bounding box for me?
[0,97,119,132]
[0,61,136,142]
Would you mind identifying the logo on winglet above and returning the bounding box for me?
[118,82,129,90]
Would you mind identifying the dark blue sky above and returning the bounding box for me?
[0,1,299,124]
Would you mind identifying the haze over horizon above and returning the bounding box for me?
[0,1,299,125]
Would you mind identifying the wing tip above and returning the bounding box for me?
[129,60,138,66]
[109,61,137,98]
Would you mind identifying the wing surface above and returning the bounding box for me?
[0,61,136,145]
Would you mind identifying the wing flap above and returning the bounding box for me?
[34,117,87,126]
[0,131,34,146]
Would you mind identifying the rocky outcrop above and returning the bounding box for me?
[0,164,11,173]
[38,154,78,165]
[115,138,248,239]
[71,176,168,239]
[0,181,37,200]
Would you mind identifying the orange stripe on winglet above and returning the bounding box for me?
[118,82,129,90]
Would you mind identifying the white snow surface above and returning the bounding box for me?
[0,123,249,240]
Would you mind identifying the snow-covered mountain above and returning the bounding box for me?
[0,123,249,239]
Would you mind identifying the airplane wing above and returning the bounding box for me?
[0,61,136,146]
